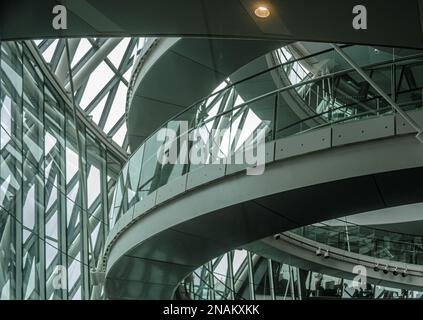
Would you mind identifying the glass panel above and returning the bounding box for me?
[0,208,16,299]
[65,113,83,300]
[127,144,143,207]
[0,40,125,300]
[1,42,23,219]
[138,132,162,199]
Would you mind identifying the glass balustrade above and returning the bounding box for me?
[110,44,423,228]
[290,220,423,265]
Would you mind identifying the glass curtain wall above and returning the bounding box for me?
[0,41,124,299]
[183,250,423,300]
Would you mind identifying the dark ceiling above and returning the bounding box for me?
[1,0,423,49]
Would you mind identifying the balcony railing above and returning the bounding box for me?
[290,219,423,265]
[110,44,423,228]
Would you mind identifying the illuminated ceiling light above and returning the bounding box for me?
[254,6,271,18]
[402,267,408,277]
[324,249,330,259]
[393,267,399,276]
[383,265,389,274]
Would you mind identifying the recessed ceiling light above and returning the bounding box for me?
[254,6,271,18]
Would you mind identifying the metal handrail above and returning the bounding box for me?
[289,223,423,265]
[127,49,423,162]
[110,44,423,227]
[126,44,423,151]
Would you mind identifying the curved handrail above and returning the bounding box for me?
[183,222,423,300]
[127,42,423,147]
[277,231,423,276]
[331,217,423,238]
[110,43,423,228]
[125,39,339,120]
[289,221,423,265]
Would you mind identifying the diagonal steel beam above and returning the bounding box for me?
[332,44,423,143]
[65,38,122,92]
[55,38,80,84]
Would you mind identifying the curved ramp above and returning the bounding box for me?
[103,112,423,299]
[245,233,423,291]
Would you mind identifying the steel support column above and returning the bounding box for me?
[227,251,235,300]
[267,259,276,300]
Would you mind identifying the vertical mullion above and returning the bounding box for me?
[247,252,255,300]
[273,93,278,140]
[15,42,24,300]
[80,126,90,299]
[267,259,275,300]
[38,73,46,300]
[101,147,109,242]
[65,39,90,299]
[60,108,68,300]
[208,261,215,300]
[227,251,235,300]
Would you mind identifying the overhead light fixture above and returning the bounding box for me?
[316,248,322,257]
[402,267,408,277]
[324,249,330,259]
[254,6,271,18]
[393,267,399,276]
[274,233,281,240]
[383,265,389,274]
[373,264,380,272]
